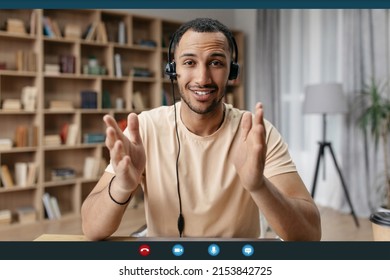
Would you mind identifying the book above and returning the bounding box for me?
[42,192,55,220]
[83,156,100,179]
[102,90,111,109]
[14,125,28,147]
[50,196,61,219]
[26,162,38,185]
[42,17,54,37]
[114,53,122,78]
[15,50,36,72]
[96,22,107,43]
[84,22,98,41]
[132,91,145,110]
[130,67,153,77]
[80,90,97,109]
[118,119,127,131]
[14,162,28,187]
[50,20,62,38]
[59,55,75,74]
[1,165,14,188]
[65,123,78,145]
[83,132,105,144]
[118,21,126,44]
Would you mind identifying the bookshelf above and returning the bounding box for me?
[0,9,245,230]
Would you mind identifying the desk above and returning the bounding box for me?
[34,234,132,241]
[34,234,281,242]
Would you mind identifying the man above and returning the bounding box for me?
[81,18,321,241]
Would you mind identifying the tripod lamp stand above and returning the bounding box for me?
[303,83,359,227]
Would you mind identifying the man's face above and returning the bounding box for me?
[174,30,231,115]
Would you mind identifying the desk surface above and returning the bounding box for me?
[34,234,280,242]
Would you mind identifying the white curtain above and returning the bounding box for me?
[342,10,390,215]
[278,9,349,213]
[254,9,390,217]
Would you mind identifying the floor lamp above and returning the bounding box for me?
[303,83,359,227]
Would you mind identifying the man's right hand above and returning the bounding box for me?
[103,113,146,193]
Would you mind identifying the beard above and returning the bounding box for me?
[179,87,226,115]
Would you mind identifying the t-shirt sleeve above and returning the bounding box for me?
[263,119,297,178]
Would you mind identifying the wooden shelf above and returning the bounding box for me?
[0,9,245,230]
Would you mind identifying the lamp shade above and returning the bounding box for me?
[303,83,348,114]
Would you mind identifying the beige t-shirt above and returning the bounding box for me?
[106,102,296,237]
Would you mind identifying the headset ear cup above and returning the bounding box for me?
[228,62,239,80]
[165,62,177,80]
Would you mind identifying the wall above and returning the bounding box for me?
[128,9,236,28]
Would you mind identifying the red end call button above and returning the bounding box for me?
[139,244,151,256]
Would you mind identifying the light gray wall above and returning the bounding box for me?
[233,10,257,111]
[119,9,258,110]
[128,9,236,28]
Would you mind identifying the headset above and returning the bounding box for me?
[164,32,240,81]
[165,30,239,237]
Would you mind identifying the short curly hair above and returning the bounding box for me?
[170,18,236,59]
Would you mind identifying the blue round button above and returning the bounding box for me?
[242,244,254,257]
[172,244,184,256]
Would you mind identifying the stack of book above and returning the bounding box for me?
[49,100,74,111]
[6,18,26,34]
[0,138,12,151]
[44,134,61,146]
[51,167,75,181]
[0,209,12,226]
[64,23,81,39]
[2,99,22,110]
[44,64,60,75]
[130,67,153,77]
[15,206,36,224]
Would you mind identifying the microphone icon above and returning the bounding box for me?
[208,244,220,256]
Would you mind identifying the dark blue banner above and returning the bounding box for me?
[1,241,390,260]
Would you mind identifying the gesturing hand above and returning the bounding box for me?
[103,113,146,193]
[233,103,267,192]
